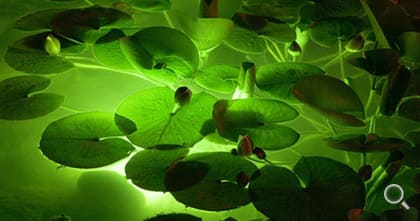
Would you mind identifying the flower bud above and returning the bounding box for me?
[174,87,192,106]
[237,135,254,156]
[288,41,301,57]
[345,35,365,52]
[44,34,61,56]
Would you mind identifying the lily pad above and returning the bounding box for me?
[144,213,201,221]
[381,66,412,116]
[213,99,299,149]
[181,17,234,51]
[39,112,136,168]
[312,0,363,20]
[293,75,365,126]
[239,0,305,23]
[398,98,420,122]
[402,131,420,168]
[256,62,325,102]
[14,8,66,31]
[398,32,420,64]
[309,17,365,47]
[348,48,400,76]
[50,6,133,44]
[125,147,189,191]
[258,22,296,43]
[0,76,64,120]
[325,134,408,152]
[249,157,365,221]
[120,27,199,84]
[167,152,258,211]
[223,26,266,54]
[123,0,171,12]
[194,65,239,94]
[115,87,216,148]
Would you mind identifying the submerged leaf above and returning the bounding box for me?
[325,134,408,152]
[115,87,216,148]
[0,76,64,120]
[40,112,135,168]
[398,98,420,122]
[249,157,365,220]
[194,65,239,94]
[223,26,266,54]
[381,66,412,116]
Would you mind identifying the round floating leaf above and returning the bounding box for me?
[249,157,365,221]
[312,0,363,20]
[124,0,171,12]
[402,131,420,168]
[309,17,365,47]
[144,213,201,221]
[14,8,66,31]
[181,17,234,51]
[381,66,412,116]
[120,27,199,84]
[239,0,305,23]
[0,76,64,120]
[398,98,420,122]
[258,22,296,43]
[125,147,189,191]
[325,134,408,152]
[349,49,401,76]
[398,32,420,63]
[256,62,325,102]
[293,75,365,126]
[214,99,299,149]
[223,26,266,54]
[194,65,239,94]
[40,112,135,168]
[50,6,133,44]
[168,152,258,211]
[116,87,216,148]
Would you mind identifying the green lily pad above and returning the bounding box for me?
[14,8,66,31]
[194,65,239,94]
[223,26,266,54]
[239,0,305,23]
[293,75,365,126]
[398,32,420,64]
[249,157,365,221]
[381,66,412,116]
[120,27,199,84]
[0,76,64,120]
[144,213,201,221]
[348,48,400,76]
[40,112,135,168]
[50,6,132,44]
[309,17,365,47]
[402,131,420,168]
[115,87,216,148]
[181,17,234,51]
[325,134,408,152]
[124,0,171,12]
[125,147,189,191]
[256,62,325,102]
[398,98,420,122]
[213,99,299,149]
[168,152,258,211]
[258,22,296,43]
[312,0,363,20]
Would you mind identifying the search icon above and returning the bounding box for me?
[384,184,410,210]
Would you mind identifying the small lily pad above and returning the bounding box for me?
[381,66,412,116]
[50,6,133,44]
[398,98,420,122]
[144,213,201,221]
[194,65,239,94]
[256,62,325,102]
[115,87,216,148]
[223,26,266,54]
[120,27,199,84]
[293,75,365,126]
[0,75,64,120]
[14,8,66,31]
[125,147,189,191]
[213,99,299,149]
[348,48,400,76]
[40,112,136,168]
[124,0,171,12]
[398,32,420,64]
[258,22,296,43]
[249,157,365,220]
[325,134,408,152]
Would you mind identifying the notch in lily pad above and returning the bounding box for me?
[194,65,239,94]
[233,62,256,99]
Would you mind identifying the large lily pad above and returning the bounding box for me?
[293,75,365,126]
[0,76,64,120]
[239,0,305,23]
[144,213,201,221]
[14,8,66,31]
[312,0,363,20]
[258,22,296,43]
[325,134,408,152]
[381,66,412,116]
[115,87,216,148]
[398,98,420,122]
[39,112,135,168]
[348,48,400,76]
[125,147,189,191]
[124,0,171,12]
[120,27,199,84]
[50,6,132,44]
[213,99,299,149]
[194,65,239,94]
[256,62,325,102]
[398,32,420,64]
[223,26,266,54]
[167,152,258,211]
[249,157,365,221]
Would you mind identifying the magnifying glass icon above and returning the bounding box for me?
[384,184,410,210]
